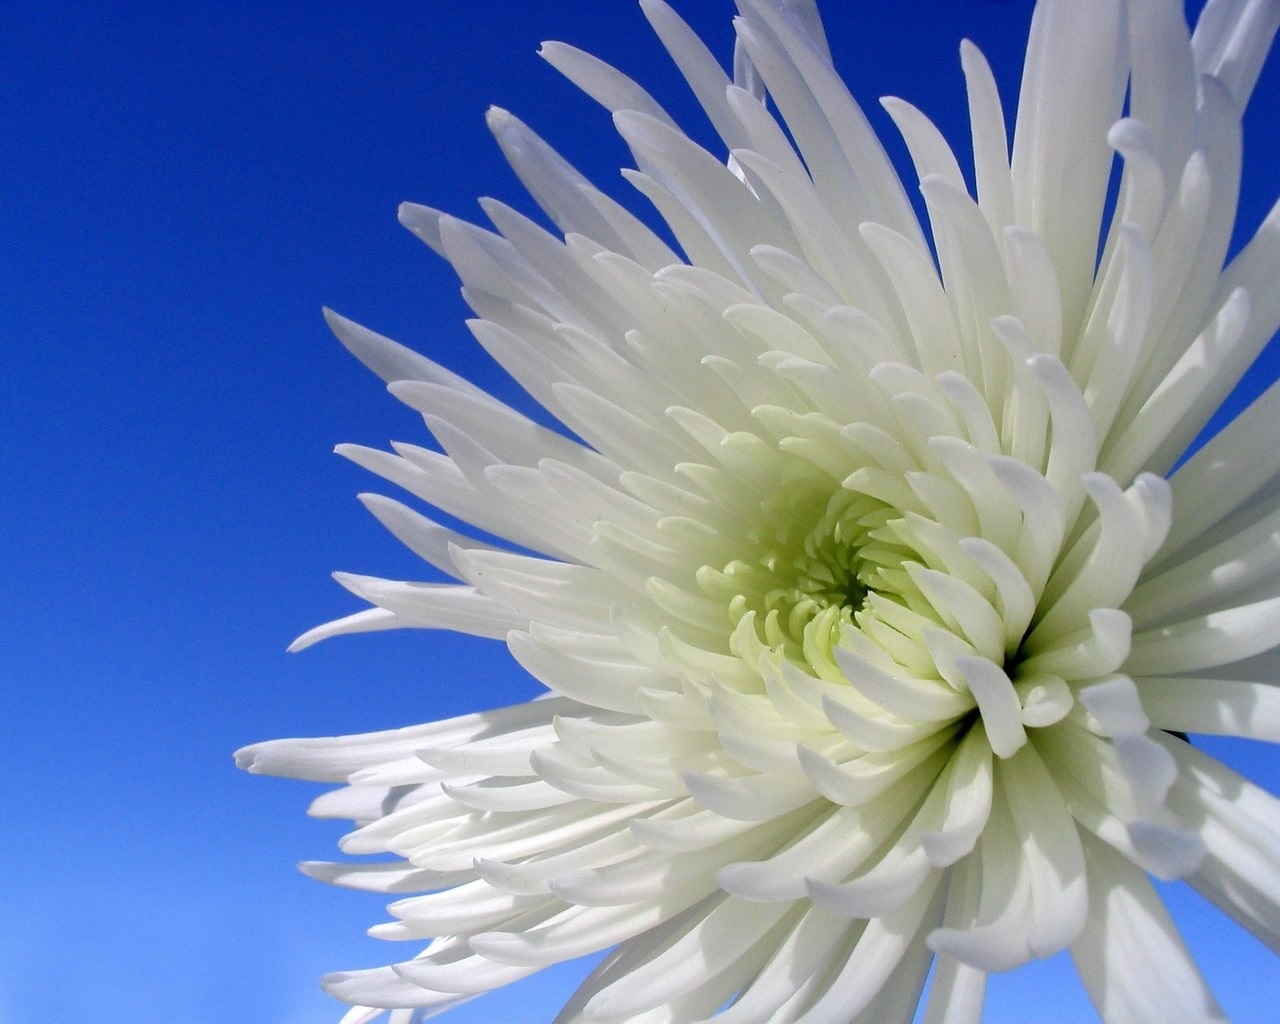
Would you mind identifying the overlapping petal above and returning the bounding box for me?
[239,1,1279,1021]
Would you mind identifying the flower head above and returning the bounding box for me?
[238,1,1280,1021]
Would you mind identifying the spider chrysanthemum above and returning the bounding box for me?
[238,1,1280,1021]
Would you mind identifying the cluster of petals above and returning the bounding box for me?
[238,0,1280,1021]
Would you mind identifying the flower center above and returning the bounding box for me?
[701,486,907,669]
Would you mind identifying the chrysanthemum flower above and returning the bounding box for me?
[238,1,1280,1021]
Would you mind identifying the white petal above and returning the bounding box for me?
[921,953,986,1024]
[1126,0,1197,192]
[926,792,1033,972]
[1020,608,1132,680]
[640,0,748,153]
[881,97,966,193]
[538,40,676,128]
[1136,675,1280,740]
[696,907,850,1024]
[716,774,927,902]
[1077,675,1151,736]
[735,0,924,248]
[1105,287,1252,481]
[1192,0,1280,104]
[1071,832,1227,1023]
[791,875,943,1024]
[999,742,1088,957]
[1033,474,1171,645]
[919,725,995,867]
[834,637,971,721]
[486,106,652,253]
[1010,0,1127,338]
[286,606,403,652]
[1164,733,1280,949]
[960,40,1014,238]
[235,698,571,782]
[859,221,966,378]
[1127,593,1280,674]
[582,896,791,1019]
[329,574,525,639]
[955,656,1025,759]
[323,965,461,1011]
[299,860,472,895]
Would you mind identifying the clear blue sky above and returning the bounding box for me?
[2,2,1277,1022]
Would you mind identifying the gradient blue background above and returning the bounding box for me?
[3,2,1277,1022]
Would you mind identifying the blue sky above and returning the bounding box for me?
[3,2,1278,1022]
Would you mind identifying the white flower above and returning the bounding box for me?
[238,1,1280,1021]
